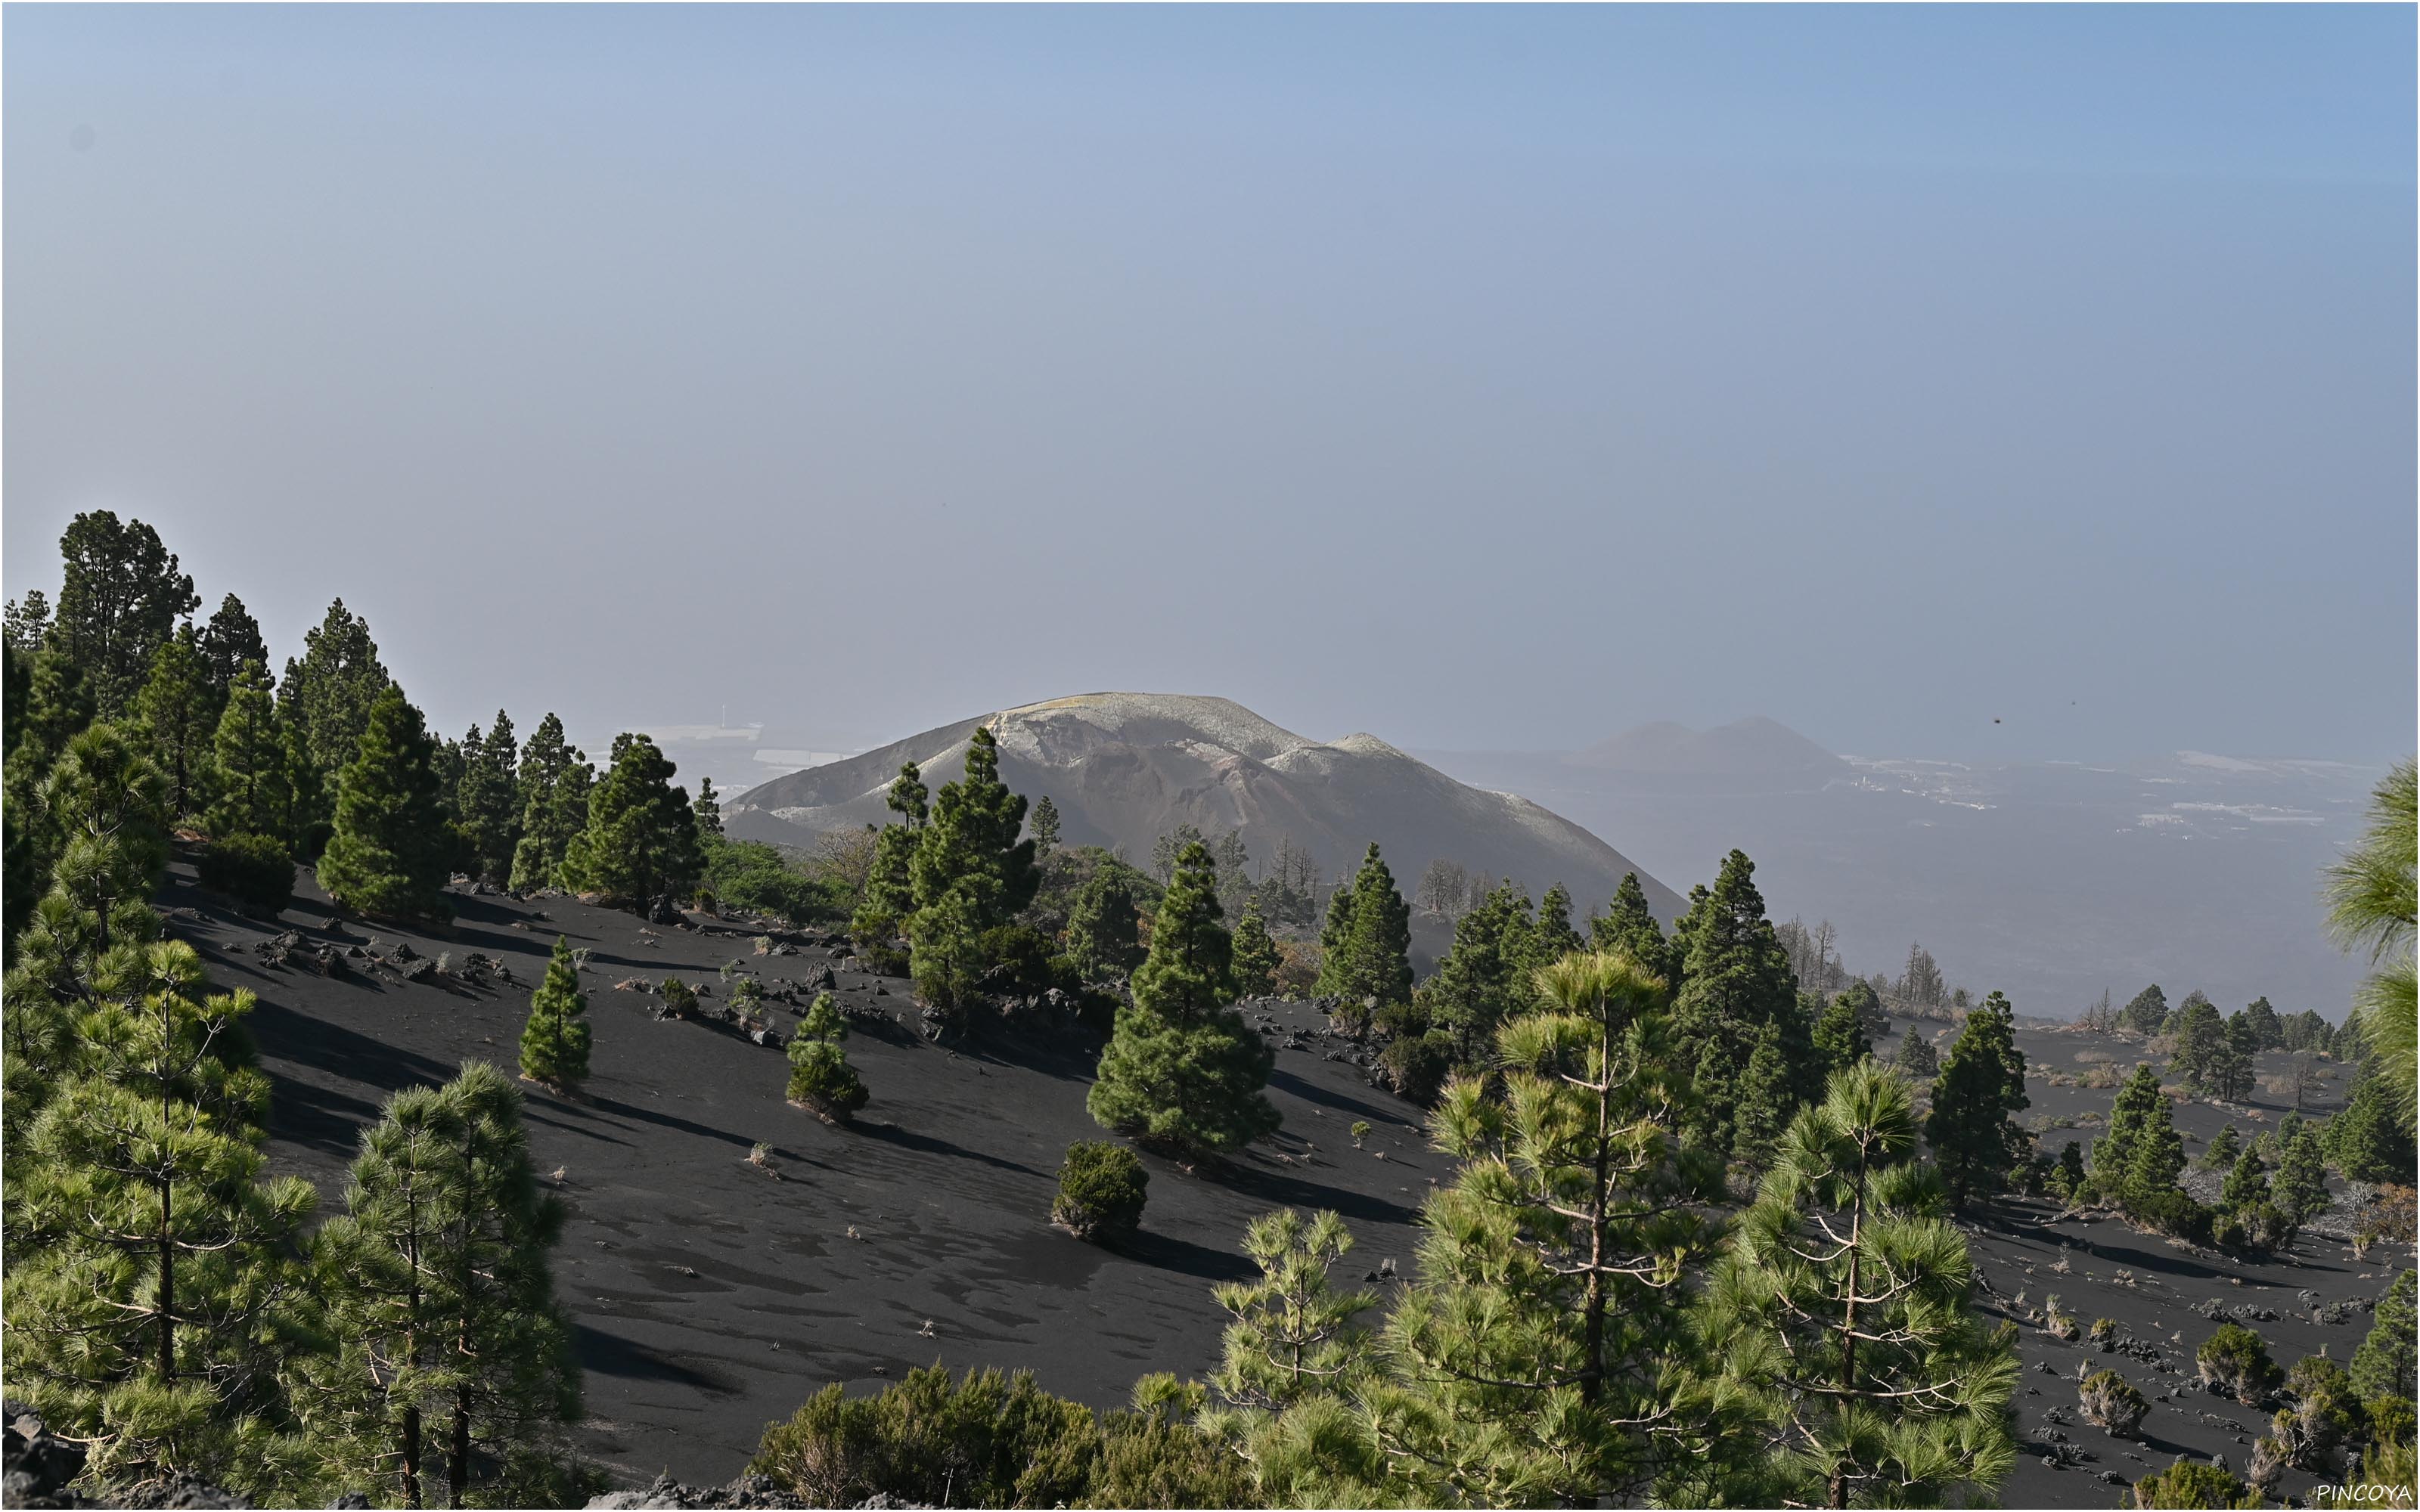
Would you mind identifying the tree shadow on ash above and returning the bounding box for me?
[1267,1067,1414,1128]
[855,1120,1048,1180]
[583,1093,759,1151]
[1112,1228,1256,1284]
[576,1324,740,1395]
[250,996,457,1095]
[1215,1162,1421,1229]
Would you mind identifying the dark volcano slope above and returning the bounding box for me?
[162,867,2400,1505]
[161,867,1438,1489]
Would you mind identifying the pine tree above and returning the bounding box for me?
[1029,795,1062,852]
[302,1080,464,1507]
[2121,984,2169,1036]
[1420,879,1537,1061]
[1704,1061,2019,1507]
[1590,871,1674,986]
[1811,987,1872,1075]
[51,510,200,719]
[786,993,868,1123]
[1531,882,1581,965]
[1731,1018,1797,1173]
[1230,900,1280,999]
[1925,990,2031,1207]
[2273,1126,2330,1225]
[908,726,1039,992]
[558,733,703,915]
[693,776,724,839]
[5,941,315,1492]
[849,764,927,954]
[280,714,332,862]
[207,662,291,844]
[1314,843,1412,1029]
[518,934,592,1093]
[2240,996,2285,1051]
[1671,850,1799,1157]
[318,686,455,920]
[2350,1271,2415,1405]
[5,587,53,653]
[2172,994,2230,1094]
[1088,841,1277,1153]
[507,715,590,892]
[456,712,521,885]
[1208,1208,1377,1414]
[2215,1012,2260,1102]
[1894,1023,1939,1078]
[134,626,219,821]
[2327,1075,2418,1184]
[1066,869,1145,983]
[1378,950,1726,1504]
[279,599,392,779]
[2202,1123,2244,1171]
[197,594,267,705]
[3,647,100,953]
[420,1064,584,1507]
[2217,1139,2270,1214]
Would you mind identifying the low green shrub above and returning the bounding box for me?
[2133,1459,2260,1508]
[2199,1323,2284,1405]
[1053,1142,1148,1242]
[2080,1369,2149,1437]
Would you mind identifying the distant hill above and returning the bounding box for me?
[726,692,1683,919]
[1569,716,1848,777]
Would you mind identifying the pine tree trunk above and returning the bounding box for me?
[1580,997,1612,1406]
[157,1176,175,1383]
[1830,1136,1872,1510]
[449,1398,468,1510]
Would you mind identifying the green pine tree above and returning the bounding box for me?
[786,992,868,1123]
[1703,1061,2019,1507]
[2322,760,2414,1131]
[278,599,392,779]
[207,662,291,844]
[456,712,522,885]
[849,764,927,957]
[2273,1125,2330,1225]
[1590,871,1674,986]
[318,686,455,921]
[1066,868,1145,984]
[1925,990,2032,1207]
[5,941,315,1494]
[507,715,591,892]
[1671,850,1799,1157]
[2219,1142,2270,1211]
[1088,841,1277,1154]
[2350,1270,2415,1405]
[416,1063,585,1507]
[3,646,100,953]
[1230,900,1281,999]
[1531,881,1581,965]
[2172,994,2230,1095]
[133,626,219,821]
[2121,984,2170,1036]
[196,594,267,705]
[908,726,1039,1004]
[1377,950,1727,1504]
[1028,795,1062,851]
[1208,1207,1378,1415]
[693,776,724,839]
[1894,1023,1939,1078]
[557,733,703,915]
[1810,987,1872,1075]
[2202,1123,2243,1171]
[518,934,593,1093]
[1421,878,1537,1061]
[2327,1074,2419,1184]
[1730,1017,1797,1173]
[1314,843,1413,1030]
[50,510,200,719]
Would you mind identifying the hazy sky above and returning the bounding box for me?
[8,5,2413,764]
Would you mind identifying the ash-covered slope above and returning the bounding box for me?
[727,693,1683,919]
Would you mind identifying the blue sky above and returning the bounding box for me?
[7,5,2412,761]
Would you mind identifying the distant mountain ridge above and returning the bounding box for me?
[727,692,1684,919]
[1570,716,1848,776]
